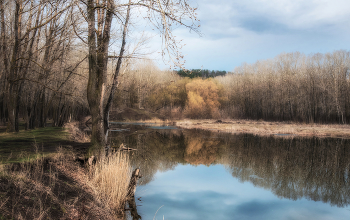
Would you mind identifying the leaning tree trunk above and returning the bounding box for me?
[103,0,131,134]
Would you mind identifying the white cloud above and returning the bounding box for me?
[125,0,350,71]
[197,0,350,32]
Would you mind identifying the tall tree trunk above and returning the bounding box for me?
[103,0,131,134]
[0,0,8,125]
[7,0,22,132]
[0,0,8,72]
[87,0,114,148]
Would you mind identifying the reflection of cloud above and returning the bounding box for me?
[139,191,341,220]
[128,127,350,218]
[232,200,284,219]
[140,191,235,220]
[134,158,350,220]
[225,200,336,220]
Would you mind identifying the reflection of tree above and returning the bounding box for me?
[222,134,350,207]
[184,130,221,166]
[127,197,141,220]
[109,127,187,185]
[109,127,225,184]
[110,125,350,207]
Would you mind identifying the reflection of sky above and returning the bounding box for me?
[135,164,350,220]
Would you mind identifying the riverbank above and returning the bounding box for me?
[0,148,115,219]
[0,122,90,163]
[112,108,350,139]
[0,122,132,219]
[174,119,350,139]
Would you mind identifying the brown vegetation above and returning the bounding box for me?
[1,0,350,155]
[117,51,350,126]
[0,120,135,219]
[90,151,132,213]
[216,51,350,123]
[0,148,114,219]
[184,79,222,119]
[0,147,134,219]
[64,120,91,143]
[0,0,89,131]
[176,119,350,139]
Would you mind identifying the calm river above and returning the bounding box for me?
[108,122,350,220]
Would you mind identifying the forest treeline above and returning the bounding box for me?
[177,69,227,78]
[113,50,350,124]
[217,50,350,123]
[1,1,350,130]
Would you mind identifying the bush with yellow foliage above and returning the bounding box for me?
[184,78,222,119]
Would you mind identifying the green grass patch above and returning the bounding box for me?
[0,127,70,164]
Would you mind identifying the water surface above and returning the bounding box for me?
[109,123,350,220]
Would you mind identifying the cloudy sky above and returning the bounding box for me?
[144,0,350,71]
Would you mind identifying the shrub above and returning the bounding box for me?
[184,78,221,118]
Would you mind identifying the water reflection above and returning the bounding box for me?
[108,124,350,219]
[222,135,350,207]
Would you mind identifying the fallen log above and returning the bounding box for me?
[119,147,137,151]
[127,168,141,197]
[117,143,137,151]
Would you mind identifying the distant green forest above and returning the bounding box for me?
[177,69,228,78]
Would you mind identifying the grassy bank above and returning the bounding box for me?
[0,126,70,163]
[0,121,90,163]
[0,123,133,219]
[174,119,350,139]
[0,148,132,219]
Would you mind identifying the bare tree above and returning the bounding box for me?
[0,0,89,131]
[82,0,199,148]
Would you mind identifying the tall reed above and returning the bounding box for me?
[90,151,132,212]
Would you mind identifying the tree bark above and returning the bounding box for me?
[0,0,8,125]
[87,0,114,148]
[7,0,22,132]
[103,0,131,134]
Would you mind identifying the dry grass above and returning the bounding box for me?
[0,145,133,219]
[0,147,75,219]
[176,119,350,139]
[0,121,134,219]
[134,118,166,123]
[90,151,132,213]
[64,121,90,143]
